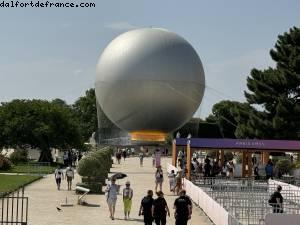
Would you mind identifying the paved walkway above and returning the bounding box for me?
[25,157,214,225]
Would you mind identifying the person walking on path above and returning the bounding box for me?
[139,190,154,225]
[123,181,133,220]
[139,152,144,166]
[54,166,64,190]
[152,191,170,225]
[174,190,192,225]
[269,185,284,213]
[105,178,118,220]
[152,153,155,167]
[122,149,127,161]
[65,166,74,191]
[168,170,176,192]
[175,170,183,195]
[155,149,161,167]
[63,152,69,167]
[116,150,122,164]
[155,166,164,192]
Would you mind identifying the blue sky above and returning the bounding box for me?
[0,0,299,118]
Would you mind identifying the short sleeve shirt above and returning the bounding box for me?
[153,197,168,217]
[55,169,63,179]
[107,184,118,200]
[174,196,192,218]
[141,196,154,217]
[123,187,133,198]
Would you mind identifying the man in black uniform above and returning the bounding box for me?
[139,190,154,225]
[270,185,283,213]
[174,190,192,225]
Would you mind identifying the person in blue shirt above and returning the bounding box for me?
[265,159,274,180]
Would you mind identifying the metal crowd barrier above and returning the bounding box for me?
[193,177,300,225]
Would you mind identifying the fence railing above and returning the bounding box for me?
[0,187,28,225]
[193,177,300,225]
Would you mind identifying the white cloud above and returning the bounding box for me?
[105,21,137,30]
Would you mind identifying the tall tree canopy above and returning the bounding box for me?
[242,26,300,139]
[0,99,83,162]
[206,100,255,138]
[73,88,98,142]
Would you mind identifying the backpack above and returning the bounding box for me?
[268,193,276,205]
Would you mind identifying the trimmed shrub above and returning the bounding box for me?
[77,147,113,179]
[0,154,12,170]
[9,149,28,164]
[276,159,294,175]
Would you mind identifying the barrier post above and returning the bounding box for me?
[172,139,177,166]
[263,151,270,164]
[186,141,191,180]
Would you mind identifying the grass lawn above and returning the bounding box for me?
[6,164,56,174]
[0,174,42,196]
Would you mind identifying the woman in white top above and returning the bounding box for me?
[54,166,64,190]
[168,170,176,192]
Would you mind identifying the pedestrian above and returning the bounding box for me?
[177,150,183,168]
[269,185,283,213]
[139,152,144,166]
[68,150,72,166]
[174,190,192,225]
[139,190,154,225]
[254,164,259,180]
[168,170,176,192]
[265,159,274,180]
[175,170,183,195]
[227,161,235,179]
[105,178,118,220]
[123,181,133,220]
[221,164,227,177]
[116,150,122,164]
[155,149,161,167]
[152,191,170,225]
[63,151,68,167]
[152,153,155,167]
[54,166,64,190]
[204,161,212,177]
[155,166,164,192]
[65,166,74,190]
[122,149,127,161]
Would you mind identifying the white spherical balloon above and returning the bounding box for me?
[95,28,205,141]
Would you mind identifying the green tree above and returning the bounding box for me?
[206,100,255,138]
[206,100,240,138]
[243,26,300,139]
[73,89,98,142]
[0,99,83,162]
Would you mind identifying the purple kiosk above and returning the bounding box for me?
[172,138,300,179]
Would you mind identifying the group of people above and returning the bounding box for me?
[190,155,235,178]
[105,177,192,225]
[62,150,82,167]
[54,166,75,190]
